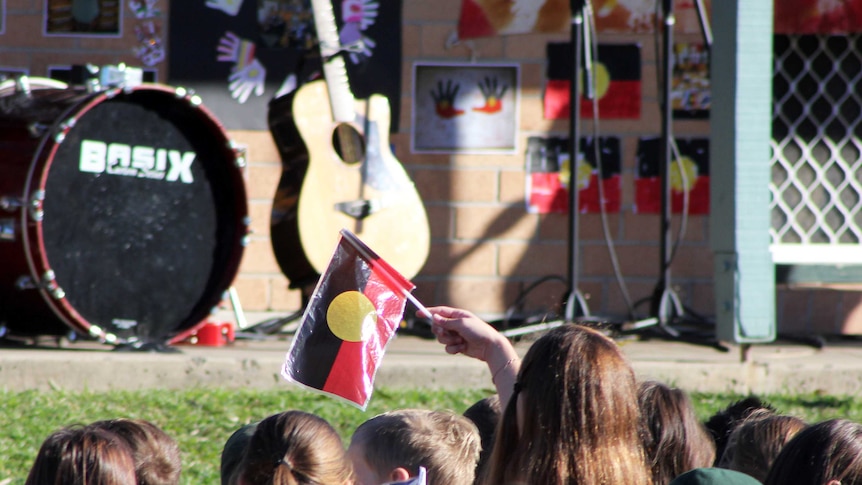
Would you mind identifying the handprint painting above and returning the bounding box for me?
[412,63,519,154]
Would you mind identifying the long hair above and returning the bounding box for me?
[90,418,182,485]
[25,425,137,485]
[237,410,353,485]
[638,381,716,484]
[482,324,653,485]
[764,418,862,485]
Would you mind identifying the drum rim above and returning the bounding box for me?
[14,84,249,345]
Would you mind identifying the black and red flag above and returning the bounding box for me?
[544,42,641,120]
[526,136,621,214]
[282,230,415,409]
[634,137,710,215]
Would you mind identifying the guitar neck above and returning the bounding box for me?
[310,0,356,123]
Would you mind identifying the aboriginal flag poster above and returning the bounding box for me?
[526,136,621,214]
[544,42,641,120]
[282,230,415,410]
[634,137,710,215]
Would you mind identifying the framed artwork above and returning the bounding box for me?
[412,62,519,154]
[44,0,122,37]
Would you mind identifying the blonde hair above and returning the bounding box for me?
[351,408,481,485]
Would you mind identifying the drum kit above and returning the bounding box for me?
[0,65,250,350]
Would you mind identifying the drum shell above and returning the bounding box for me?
[0,82,249,345]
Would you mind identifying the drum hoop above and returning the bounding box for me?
[13,83,248,345]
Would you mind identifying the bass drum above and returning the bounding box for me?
[0,78,248,346]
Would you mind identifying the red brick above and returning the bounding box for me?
[420,24,470,58]
[443,278,514,315]
[247,200,272,238]
[238,238,280,274]
[451,152,522,169]
[403,24,421,58]
[503,32,568,59]
[499,170,525,203]
[454,205,539,240]
[521,62,544,91]
[498,242,567,276]
[403,0,462,22]
[421,241,497,276]
[413,168,499,203]
[269,277,305,312]
[671,245,714,278]
[244,163,282,200]
[229,130,279,164]
[231,276,270,312]
[583,244,659,278]
[776,288,813,334]
[425,205,453,239]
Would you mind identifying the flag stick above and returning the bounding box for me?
[405,291,433,321]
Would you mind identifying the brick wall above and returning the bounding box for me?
[4,0,862,334]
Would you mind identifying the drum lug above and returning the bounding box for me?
[15,276,36,290]
[1,196,22,212]
[14,271,66,300]
[29,189,45,222]
[41,270,66,300]
[0,218,15,241]
[231,142,248,168]
[54,119,76,144]
[27,122,50,138]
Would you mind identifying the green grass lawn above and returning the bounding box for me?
[2,387,861,484]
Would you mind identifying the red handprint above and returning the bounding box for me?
[473,76,508,114]
[431,79,464,119]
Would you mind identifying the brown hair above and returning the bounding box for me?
[462,395,502,484]
[483,324,653,485]
[89,418,182,485]
[236,410,353,485]
[764,418,862,485]
[720,409,806,482]
[638,380,716,484]
[351,408,481,485]
[25,424,137,485]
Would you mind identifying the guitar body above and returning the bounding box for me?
[267,88,320,290]
[294,80,430,279]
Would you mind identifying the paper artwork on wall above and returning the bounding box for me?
[544,42,641,120]
[634,137,710,215]
[774,0,862,34]
[671,42,709,119]
[526,136,621,214]
[412,63,519,154]
[457,0,711,39]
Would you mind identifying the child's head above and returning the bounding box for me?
[25,424,137,485]
[89,418,182,485]
[236,410,353,485]
[349,408,481,485]
[719,409,806,482]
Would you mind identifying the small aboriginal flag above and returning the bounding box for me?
[634,137,710,215]
[544,42,641,120]
[282,230,415,410]
[526,136,621,214]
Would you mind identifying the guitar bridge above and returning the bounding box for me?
[334,199,382,220]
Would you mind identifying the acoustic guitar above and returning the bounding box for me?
[294,0,430,279]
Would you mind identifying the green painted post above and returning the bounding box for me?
[710,0,776,343]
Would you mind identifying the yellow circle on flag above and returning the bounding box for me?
[327,291,377,342]
[670,156,699,193]
[578,62,611,100]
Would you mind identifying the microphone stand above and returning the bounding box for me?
[627,0,723,350]
[563,0,591,321]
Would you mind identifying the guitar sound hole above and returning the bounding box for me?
[332,123,365,165]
